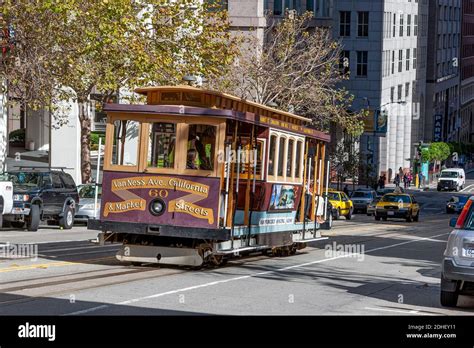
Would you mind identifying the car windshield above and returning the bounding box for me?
[382,195,411,203]
[352,192,372,198]
[78,185,102,199]
[327,192,340,201]
[441,171,459,178]
[7,172,42,187]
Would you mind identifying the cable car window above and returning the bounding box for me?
[147,122,176,169]
[295,141,303,178]
[186,124,216,171]
[111,120,139,166]
[269,134,277,176]
[277,136,286,177]
[287,139,294,177]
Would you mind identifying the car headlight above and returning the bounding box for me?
[13,194,29,201]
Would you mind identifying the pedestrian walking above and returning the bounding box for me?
[343,185,349,196]
[394,174,400,187]
[403,174,408,189]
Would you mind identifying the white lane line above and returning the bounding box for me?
[364,307,433,315]
[64,231,450,316]
[460,184,474,193]
[0,239,91,245]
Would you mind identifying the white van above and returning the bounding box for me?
[437,168,466,192]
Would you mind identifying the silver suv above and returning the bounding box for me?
[441,196,474,307]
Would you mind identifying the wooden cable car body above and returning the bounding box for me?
[88,86,332,267]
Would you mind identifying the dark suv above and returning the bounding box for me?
[4,168,79,231]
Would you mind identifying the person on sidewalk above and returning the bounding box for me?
[343,185,349,196]
[394,174,400,187]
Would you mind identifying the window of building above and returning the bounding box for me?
[393,13,397,37]
[186,124,216,171]
[111,120,140,167]
[357,51,368,77]
[340,11,351,37]
[391,87,395,103]
[399,14,404,36]
[414,15,418,36]
[413,48,417,69]
[397,84,403,101]
[392,50,395,74]
[357,11,369,37]
[406,49,410,71]
[398,50,403,73]
[405,82,410,98]
[147,122,176,169]
[407,14,411,36]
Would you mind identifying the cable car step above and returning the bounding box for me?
[294,237,328,244]
[214,245,270,255]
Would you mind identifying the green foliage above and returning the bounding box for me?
[421,142,451,163]
[9,128,25,143]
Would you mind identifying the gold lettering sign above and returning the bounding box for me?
[104,176,214,224]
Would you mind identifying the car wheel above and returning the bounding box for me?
[382,216,388,221]
[375,216,380,221]
[413,212,419,222]
[59,205,74,230]
[26,205,40,232]
[406,211,413,223]
[440,290,459,307]
[334,209,340,220]
[437,187,441,192]
[346,208,353,220]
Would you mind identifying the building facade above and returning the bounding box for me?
[424,0,462,143]
[460,0,474,144]
[228,0,429,182]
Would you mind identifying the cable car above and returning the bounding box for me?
[88,86,332,267]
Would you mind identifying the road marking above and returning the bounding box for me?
[364,307,434,315]
[460,184,474,193]
[0,256,115,273]
[65,231,450,316]
[0,239,91,245]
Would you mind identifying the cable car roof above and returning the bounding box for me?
[134,85,313,123]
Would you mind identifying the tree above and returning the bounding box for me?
[211,11,365,136]
[1,0,238,183]
[330,140,360,190]
[421,142,451,173]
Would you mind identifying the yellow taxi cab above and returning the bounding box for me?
[327,190,353,220]
[374,193,420,222]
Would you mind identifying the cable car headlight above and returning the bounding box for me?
[149,198,166,216]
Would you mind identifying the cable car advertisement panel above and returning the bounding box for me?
[100,171,220,229]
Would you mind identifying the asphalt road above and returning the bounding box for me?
[0,182,473,316]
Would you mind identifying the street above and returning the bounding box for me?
[0,173,473,316]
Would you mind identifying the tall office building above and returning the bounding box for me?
[460,0,474,144]
[424,0,462,143]
[227,0,429,181]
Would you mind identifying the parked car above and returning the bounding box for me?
[366,198,379,216]
[350,189,377,213]
[3,168,79,231]
[441,197,474,307]
[75,184,101,224]
[0,178,14,227]
[374,193,420,222]
[437,168,466,192]
[327,190,353,220]
[446,195,468,214]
